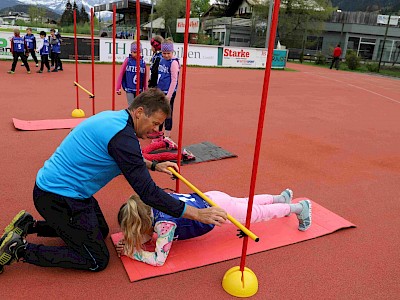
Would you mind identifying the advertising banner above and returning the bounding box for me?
[99,38,218,66]
[222,46,287,68]
[176,18,200,33]
[377,15,399,26]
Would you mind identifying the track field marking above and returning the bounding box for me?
[304,72,400,105]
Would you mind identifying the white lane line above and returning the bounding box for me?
[303,72,400,105]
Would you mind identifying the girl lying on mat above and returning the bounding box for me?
[142,136,195,162]
[115,189,312,266]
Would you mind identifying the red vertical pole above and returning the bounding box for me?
[74,9,79,109]
[175,0,191,193]
[239,0,281,273]
[112,4,116,110]
[91,8,95,115]
[136,0,141,96]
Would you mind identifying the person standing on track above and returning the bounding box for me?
[330,44,342,70]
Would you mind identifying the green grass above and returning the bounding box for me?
[290,60,400,78]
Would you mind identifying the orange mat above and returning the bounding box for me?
[111,198,355,282]
[12,118,87,131]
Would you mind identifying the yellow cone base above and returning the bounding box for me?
[71,109,85,118]
[222,266,258,298]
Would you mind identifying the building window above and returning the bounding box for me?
[348,36,376,60]
[377,39,400,63]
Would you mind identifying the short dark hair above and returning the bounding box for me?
[129,88,171,117]
[50,28,55,33]
[39,31,46,36]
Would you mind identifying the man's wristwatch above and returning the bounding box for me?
[150,160,159,171]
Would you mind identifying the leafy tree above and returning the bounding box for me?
[254,0,334,49]
[155,0,186,37]
[191,0,210,17]
[60,0,73,26]
[28,6,38,25]
[79,5,89,24]
[37,7,46,23]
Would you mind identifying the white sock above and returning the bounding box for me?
[289,203,303,214]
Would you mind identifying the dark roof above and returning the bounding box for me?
[94,0,151,14]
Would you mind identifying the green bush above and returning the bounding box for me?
[59,23,92,35]
[365,62,379,72]
[345,50,361,70]
[315,52,326,65]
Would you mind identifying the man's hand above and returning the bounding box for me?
[115,239,125,257]
[183,205,227,226]
[155,161,179,175]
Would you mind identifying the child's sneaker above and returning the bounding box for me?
[36,63,39,67]
[27,71,31,74]
[51,69,58,72]
[21,63,24,67]
[182,149,196,161]
[0,210,34,245]
[297,200,312,231]
[7,71,14,74]
[47,69,51,73]
[36,70,43,73]
[281,188,293,204]
[0,231,27,267]
[164,137,178,150]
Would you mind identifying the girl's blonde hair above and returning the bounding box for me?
[118,195,153,257]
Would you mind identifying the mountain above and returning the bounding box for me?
[15,0,106,15]
[1,0,153,15]
[331,0,400,13]
[0,4,60,20]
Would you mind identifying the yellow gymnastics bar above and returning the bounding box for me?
[74,81,95,98]
[167,167,259,242]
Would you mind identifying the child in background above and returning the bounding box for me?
[36,31,51,73]
[142,137,195,162]
[116,189,312,266]
[7,28,30,74]
[156,38,180,139]
[22,28,39,67]
[116,41,148,106]
[148,35,164,88]
[49,29,63,72]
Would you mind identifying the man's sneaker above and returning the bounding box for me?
[182,149,196,161]
[164,137,178,150]
[36,63,39,67]
[47,69,51,72]
[7,71,15,74]
[27,71,31,74]
[51,69,58,72]
[0,231,26,266]
[58,68,64,71]
[297,200,312,231]
[37,70,43,73]
[0,210,34,245]
[21,63,24,66]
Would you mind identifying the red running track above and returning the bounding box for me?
[0,60,399,299]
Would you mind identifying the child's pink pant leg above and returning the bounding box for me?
[204,191,290,224]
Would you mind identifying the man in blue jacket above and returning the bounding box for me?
[0,88,227,273]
